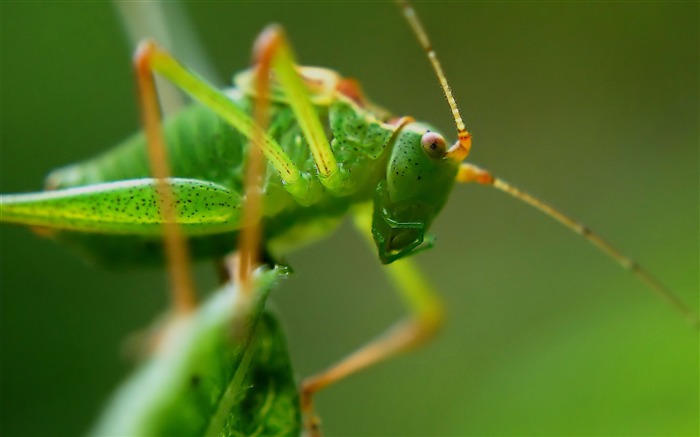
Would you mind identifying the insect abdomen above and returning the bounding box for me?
[46,103,247,192]
[41,88,397,265]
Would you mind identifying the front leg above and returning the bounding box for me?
[252,25,352,195]
[300,204,444,436]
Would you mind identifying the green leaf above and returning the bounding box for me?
[90,266,300,437]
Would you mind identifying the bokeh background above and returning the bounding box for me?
[1,2,698,436]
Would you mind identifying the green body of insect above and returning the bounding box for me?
[1,67,458,265]
[1,4,698,436]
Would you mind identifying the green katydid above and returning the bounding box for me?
[1,2,697,436]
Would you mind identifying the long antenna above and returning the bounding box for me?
[396,0,472,161]
[397,1,698,329]
[457,163,700,329]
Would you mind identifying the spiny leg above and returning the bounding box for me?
[239,23,365,286]
[131,40,315,203]
[300,205,444,436]
[134,43,196,315]
[252,25,349,194]
[133,36,337,291]
[457,163,700,329]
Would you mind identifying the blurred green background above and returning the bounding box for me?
[1,2,698,436]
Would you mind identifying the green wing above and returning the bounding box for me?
[0,178,242,236]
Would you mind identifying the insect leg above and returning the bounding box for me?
[132,41,313,204]
[134,44,196,315]
[236,36,273,294]
[252,26,349,195]
[300,205,443,436]
[457,162,699,329]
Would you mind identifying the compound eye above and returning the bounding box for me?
[421,131,447,158]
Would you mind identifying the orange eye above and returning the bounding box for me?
[421,131,447,158]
